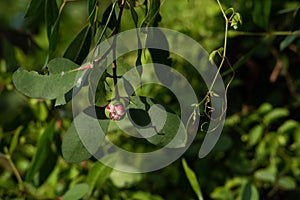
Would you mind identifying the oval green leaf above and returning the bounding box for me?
[62,110,110,163]
[62,183,89,200]
[277,176,296,190]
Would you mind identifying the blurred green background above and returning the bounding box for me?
[1,0,300,199]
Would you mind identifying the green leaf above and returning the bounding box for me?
[127,96,187,148]
[88,0,97,25]
[33,101,48,121]
[62,118,92,163]
[113,60,140,97]
[146,29,173,85]
[240,182,259,200]
[102,3,117,30]
[110,169,143,188]
[231,12,242,30]
[24,0,44,18]
[277,119,299,134]
[47,57,79,74]
[129,4,139,27]
[141,0,161,27]
[24,0,45,30]
[13,58,85,105]
[88,61,108,107]
[280,34,298,51]
[182,158,203,200]
[2,39,19,72]
[252,0,272,29]
[131,191,164,200]
[86,159,113,195]
[257,102,273,115]
[64,25,92,65]
[211,187,233,200]
[210,134,233,153]
[277,176,296,190]
[45,0,59,39]
[254,167,276,183]
[209,50,217,64]
[9,126,23,154]
[49,19,60,52]
[225,177,244,189]
[62,183,89,200]
[25,120,57,185]
[106,59,135,77]
[62,110,110,163]
[48,0,65,53]
[297,40,300,58]
[263,108,289,126]
[248,125,264,146]
[90,77,107,107]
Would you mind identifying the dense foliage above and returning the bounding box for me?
[1,0,300,199]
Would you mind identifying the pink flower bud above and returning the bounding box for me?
[105,102,125,120]
[106,104,115,112]
[115,104,125,116]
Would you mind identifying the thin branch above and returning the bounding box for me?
[2,148,24,190]
[229,30,300,37]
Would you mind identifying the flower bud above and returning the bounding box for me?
[105,101,125,120]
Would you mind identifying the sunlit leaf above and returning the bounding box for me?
[12,58,87,105]
[254,167,276,183]
[182,158,203,200]
[110,168,143,188]
[47,57,79,74]
[277,119,299,134]
[231,12,242,30]
[257,102,273,115]
[248,125,264,146]
[209,50,217,64]
[29,99,48,121]
[210,187,233,200]
[277,176,296,190]
[263,108,289,126]
[62,183,89,200]
[9,126,23,154]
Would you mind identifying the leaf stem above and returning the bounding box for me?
[111,0,125,100]
[229,30,300,37]
[2,148,24,190]
[197,0,229,107]
[209,0,228,92]
[96,1,118,46]
[194,0,233,124]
